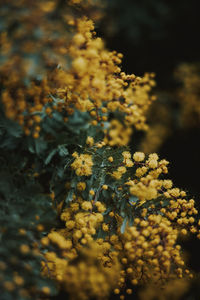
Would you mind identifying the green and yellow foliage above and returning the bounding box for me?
[0,1,200,300]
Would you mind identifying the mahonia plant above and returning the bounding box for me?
[0,1,200,300]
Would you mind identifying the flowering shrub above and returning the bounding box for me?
[0,1,200,300]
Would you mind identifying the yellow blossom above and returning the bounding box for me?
[133,152,145,162]
[71,153,93,176]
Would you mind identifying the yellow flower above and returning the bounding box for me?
[81,201,92,211]
[77,182,86,191]
[133,152,145,162]
[71,153,93,176]
[86,136,94,146]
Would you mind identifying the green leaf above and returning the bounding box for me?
[58,145,69,157]
[27,136,35,153]
[45,149,57,165]
[129,195,139,205]
[1,119,23,138]
[35,137,47,155]
[65,189,74,203]
[120,217,128,233]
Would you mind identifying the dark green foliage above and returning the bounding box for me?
[0,107,59,299]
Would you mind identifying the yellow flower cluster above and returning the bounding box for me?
[42,199,121,299]
[0,1,102,137]
[86,136,94,147]
[112,166,127,180]
[108,150,200,236]
[43,241,120,300]
[0,0,72,136]
[118,215,192,286]
[139,278,190,300]
[2,2,200,299]
[1,9,156,143]
[42,188,199,299]
[0,74,53,137]
[103,119,133,146]
[175,63,200,128]
[47,231,73,250]
[126,152,169,204]
[71,152,93,176]
[55,17,156,145]
[122,151,134,167]
[39,144,200,299]
[69,0,101,7]
[60,199,105,244]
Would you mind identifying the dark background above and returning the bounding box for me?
[100,0,200,89]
